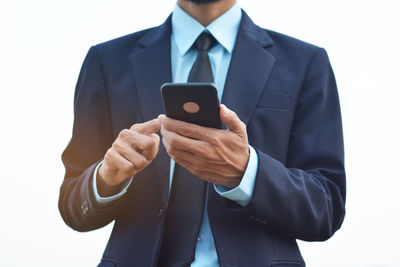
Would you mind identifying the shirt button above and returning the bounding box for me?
[197,235,203,241]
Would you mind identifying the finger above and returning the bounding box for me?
[131,118,161,135]
[158,114,217,142]
[161,125,206,154]
[105,149,135,176]
[116,142,149,170]
[169,146,224,174]
[132,132,160,160]
[161,135,221,180]
[169,148,198,165]
[220,104,246,135]
[146,133,160,160]
[162,134,195,159]
[173,157,196,174]
[173,157,214,183]
[121,131,159,160]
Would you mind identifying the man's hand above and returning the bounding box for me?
[98,119,161,186]
[159,104,249,189]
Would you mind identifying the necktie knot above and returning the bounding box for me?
[188,32,216,82]
[194,32,217,52]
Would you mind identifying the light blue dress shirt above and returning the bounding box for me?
[93,3,259,266]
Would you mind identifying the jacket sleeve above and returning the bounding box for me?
[244,48,346,241]
[58,46,124,232]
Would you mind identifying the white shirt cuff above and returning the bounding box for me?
[92,160,133,205]
[214,145,258,207]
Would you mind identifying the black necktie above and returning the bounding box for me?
[158,32,217,267]
[187,32,217,82]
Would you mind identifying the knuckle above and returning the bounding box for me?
[208,135,220,147]
[153,135,160,148]
[168,138,176,148]
[153,133,160,141]
[112,141,123,151]
[170,147,177,157]
[119,129,131,138]
[130,123,140,131]
[122,162,135,174]
[204,149,216,161]
[169,135,179,147]
[104,149,113,160]
[136,157,148,168]
[165,145,174,156]
[149,150,158,161]
[143,137,156,149]
[110,148,120,158]
[150,137,158,147]
[179,127,190,137]
[105,147,113,155]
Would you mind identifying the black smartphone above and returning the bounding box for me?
[160,83,222,129]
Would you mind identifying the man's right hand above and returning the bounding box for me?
[98,118,161,186]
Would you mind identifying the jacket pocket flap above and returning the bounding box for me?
[256,94,292,109]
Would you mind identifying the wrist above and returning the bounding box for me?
[223,148,249,189]
[222,176,242,189]
[97,164,127,197]
[98,164,112,185]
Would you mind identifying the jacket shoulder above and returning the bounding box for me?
[266,29,321,52]
[262,28,329,68]
[264,29,325,61]
[92,27,157,56]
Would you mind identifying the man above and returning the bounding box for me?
[59,0,346,266]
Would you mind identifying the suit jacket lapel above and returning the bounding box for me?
[130,17,172,206]
[221,11,276,126]
[129,12,276,206]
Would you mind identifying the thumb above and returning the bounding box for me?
[220,104,245,135]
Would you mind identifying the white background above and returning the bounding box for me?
[1,0,399,266]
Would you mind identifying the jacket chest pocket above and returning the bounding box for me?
[248,94,294,163]
[256,93,293,110]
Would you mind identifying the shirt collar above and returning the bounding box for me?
[171,2,242,56]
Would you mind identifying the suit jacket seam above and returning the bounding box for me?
[91,45,115,143]
[286,47,323,158]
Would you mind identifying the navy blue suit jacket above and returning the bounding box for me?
[59,11,346,267]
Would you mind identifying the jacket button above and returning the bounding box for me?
[157,209,164,220]
[81,200,89,215]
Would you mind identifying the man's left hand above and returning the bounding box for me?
[159,104,249,189]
